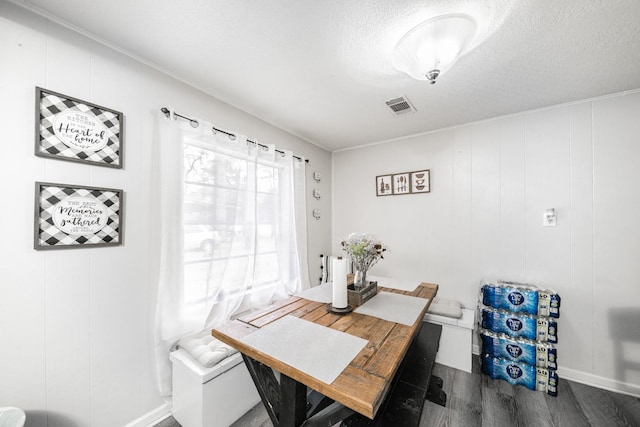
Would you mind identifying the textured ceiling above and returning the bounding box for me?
[11,0,640,151]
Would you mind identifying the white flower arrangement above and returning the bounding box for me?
[340,232,387,274]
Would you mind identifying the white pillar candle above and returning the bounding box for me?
[332,257,348,309]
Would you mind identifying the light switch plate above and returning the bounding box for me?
[543,209,557,227]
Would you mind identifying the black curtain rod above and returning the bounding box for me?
[160,107,309,163]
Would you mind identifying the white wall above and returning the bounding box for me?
[0,3,331,427]
[333,91,640,396]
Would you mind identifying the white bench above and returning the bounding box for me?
[170,342,260,427]
[423,306,475,373]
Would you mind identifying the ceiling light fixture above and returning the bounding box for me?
[392,13,478,85]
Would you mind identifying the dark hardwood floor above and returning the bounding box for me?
[418,358,640,427]
[157,357,640,427]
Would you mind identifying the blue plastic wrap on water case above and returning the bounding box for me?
[481,354,558,396]
[482,283,539,315]
[480,330,557,369]
[480,308,558,343]
[481,282,561,318]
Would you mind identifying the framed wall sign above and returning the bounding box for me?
[34,181,124,250]
[392,172,411,195]
[35,87,124,168]
[376,174,392,196]
[410,169,430,193]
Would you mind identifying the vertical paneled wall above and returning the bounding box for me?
[592,94,640,387]
[0,3,332,427]
[333,91,640,396]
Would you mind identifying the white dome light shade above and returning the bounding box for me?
[393,14,478,83]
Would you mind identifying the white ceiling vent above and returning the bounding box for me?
[385,95,417,116]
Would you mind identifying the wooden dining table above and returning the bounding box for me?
[212,282,438,427]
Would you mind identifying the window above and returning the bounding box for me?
[182,140,291,311]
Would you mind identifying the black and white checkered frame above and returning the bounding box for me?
[35,87,124,168]
[34,181,124,250]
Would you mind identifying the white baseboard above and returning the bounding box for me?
[124,403,171,427]
[558,366,640,399]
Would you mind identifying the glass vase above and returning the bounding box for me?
[353,267,367,289]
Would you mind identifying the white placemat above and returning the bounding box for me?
[367,275,421,292]
[354,291,430,326]
[295,282,333,303]
[239,315,368,384]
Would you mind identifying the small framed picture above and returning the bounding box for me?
[35,87,124,168]
[34,181,124,250]
[376,174,393,196]
[410,170,430,193]
[392,173,411,195]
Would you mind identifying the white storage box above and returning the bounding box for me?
[170,348,261,427]
[424,308,475,373]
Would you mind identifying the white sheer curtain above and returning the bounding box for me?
[153,109,309,396]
